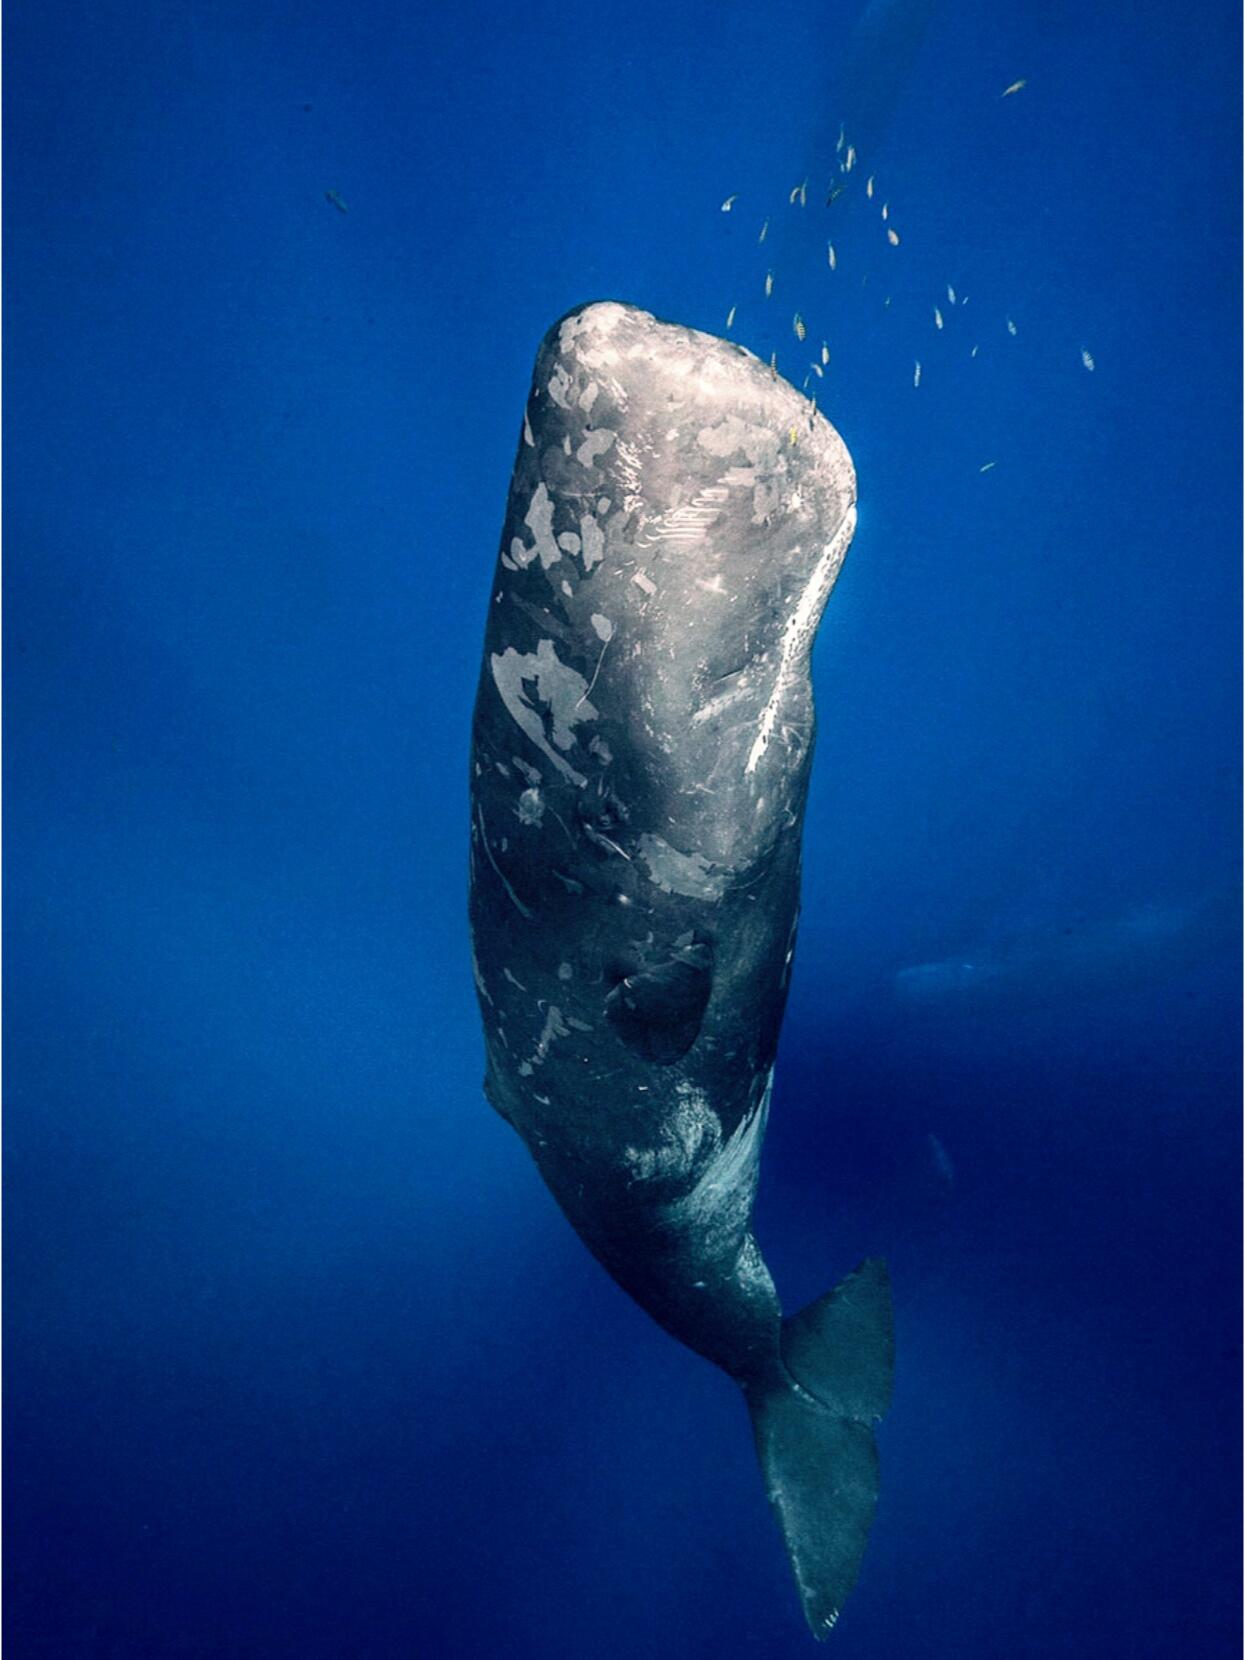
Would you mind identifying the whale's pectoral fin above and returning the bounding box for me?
[603,940,713,1064]
[746,1259,894,1640]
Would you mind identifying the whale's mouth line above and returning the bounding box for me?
[745,501,858,775]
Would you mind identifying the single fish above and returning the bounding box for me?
[844,144,857,171]
[1006,317,1018,336]
[726,305,737,330]
[759,218,770,244]
[825,183,845,207]
[721,194,738,212]
[821,342,830,365]
[865,175,875,199]
[886,227,900,246]
[970,344,980,358]
[810,361,824,378]
[979,460,996,472]
[1002,78,1027,97]
[913,360,922,387]
[827,243,837,271]
[934,307,944,329]
[947,284,957,305]
[1081,348,1095,372]
[765,270,774,297]
[881,202,889,221]
[324,189,349,213]
[793,313,807,341]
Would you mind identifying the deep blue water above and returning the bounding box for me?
[4,1,1240,1656]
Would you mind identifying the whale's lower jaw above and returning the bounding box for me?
[469,301,880,1637]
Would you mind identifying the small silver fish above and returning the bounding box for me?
[844,145,856,171]
[866,175,875,199]
[970,344,980,358]
[913,360,922,388]
[325,189,349,213]
[947,284,957,304]
[810,361,824,378]
[1002,78,1027,97]
[821,342,829,365]
[979,461,997,472]
[1006,317,1017,336]
[759,218,769,244]
[881,202,889,221]
[721,195,738,212]
[793,313,806,341]
[726,305,737,330]
[827,243,837,270]
[765,270,774,297]
[1081,348,1095,371]
[934,307,944,329]
[887,227,900,246]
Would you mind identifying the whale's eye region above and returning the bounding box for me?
[604,939,713,1064]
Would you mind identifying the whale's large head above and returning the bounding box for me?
[497,300,857,890]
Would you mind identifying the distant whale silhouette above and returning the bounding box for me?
[468,302,893,1639]
[894,893,1233,1011]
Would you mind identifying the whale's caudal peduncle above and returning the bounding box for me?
[467,301,893,1640]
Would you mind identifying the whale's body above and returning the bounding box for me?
[468,302,892,1638]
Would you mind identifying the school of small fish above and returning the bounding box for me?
[714,70,1093,460]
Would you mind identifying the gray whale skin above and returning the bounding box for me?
[468,302,893,1639]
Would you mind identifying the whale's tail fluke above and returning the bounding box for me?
[745,1258,894,1640]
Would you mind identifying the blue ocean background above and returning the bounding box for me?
[5,1,1240,1655]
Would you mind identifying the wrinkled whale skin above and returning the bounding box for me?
[468,302,890,1639]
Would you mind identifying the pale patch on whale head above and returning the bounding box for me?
[490,638,597,786]
[558,302,628,360]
